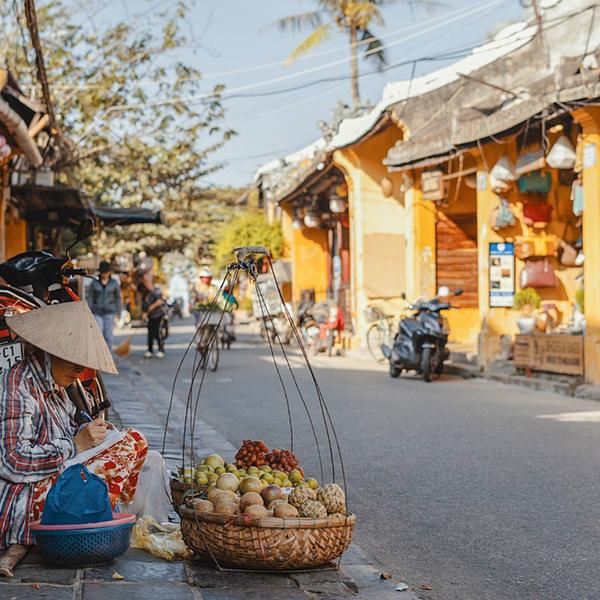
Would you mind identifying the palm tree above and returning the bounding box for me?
[274,1,444,106]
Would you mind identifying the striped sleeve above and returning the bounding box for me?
[0,366,75,484]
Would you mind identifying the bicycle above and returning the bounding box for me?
[365,305,395,363]
[197,324,219,371]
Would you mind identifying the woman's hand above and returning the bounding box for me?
[74,420,107,453]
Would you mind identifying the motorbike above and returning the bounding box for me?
[297,300,321,353]
[382,287,463,382]
[0,219,111,421]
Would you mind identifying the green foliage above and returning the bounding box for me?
[576,286,584,313]
[513,288,541,311]
[2,1,236,257]
[213,211,283,271]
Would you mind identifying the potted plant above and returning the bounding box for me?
[513,287,541,334]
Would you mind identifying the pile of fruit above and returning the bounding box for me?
[185,451,316,490]
[181,448,347,522]
[235,440,303,476]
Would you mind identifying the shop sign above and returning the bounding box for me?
[514,334,584,376]
[489,242,515,308]
[421,170,445,201]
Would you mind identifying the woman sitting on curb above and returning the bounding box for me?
[0,302,148,576]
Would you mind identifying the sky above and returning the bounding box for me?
[72,0,525,188]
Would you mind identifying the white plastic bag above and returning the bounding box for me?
[130,515,192,561]
[122,450,172,523]
[546,135,576,169]
[490,155,516,182]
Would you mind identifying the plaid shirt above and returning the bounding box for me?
[0,353,77,548]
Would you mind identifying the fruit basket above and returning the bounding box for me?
[179,506,355,570]
[163,246,351,571]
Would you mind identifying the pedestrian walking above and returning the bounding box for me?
[87,261,121,351]
[141,283,166,358]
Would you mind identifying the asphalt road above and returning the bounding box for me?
[117,317,600,600]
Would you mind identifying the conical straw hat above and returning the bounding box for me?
[6,302,117,374]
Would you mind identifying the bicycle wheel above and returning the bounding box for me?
[366,323,387,363]
[209,341,219,371]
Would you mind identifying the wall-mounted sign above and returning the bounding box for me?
[489,242,515,308]
[421,170,445,201]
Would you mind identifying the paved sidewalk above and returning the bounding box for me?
[1,357,419,600]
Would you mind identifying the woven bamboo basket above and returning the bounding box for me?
[179,505,355,570]
[170,480,210,512]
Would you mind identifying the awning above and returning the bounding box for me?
[92,206,163,226]
[11,185,90,222]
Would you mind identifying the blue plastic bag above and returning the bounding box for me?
[41,464,113,525]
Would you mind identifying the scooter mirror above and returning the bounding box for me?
[75,218,95,243]
[454,288,464,296]
[437,286,450,297]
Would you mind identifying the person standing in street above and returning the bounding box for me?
[141,283,166,358]
[87,261,121,351]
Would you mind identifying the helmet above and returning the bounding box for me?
[199,267,213,278]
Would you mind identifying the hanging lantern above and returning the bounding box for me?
[292,218,304,229]
[381,176,393,197]
[304,213,320,228]
[399,173,413,193]
[329,195,347,213]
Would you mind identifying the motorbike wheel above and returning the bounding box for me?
[421,347,432,383]
[389,364,401,378]
[209,341,219,371]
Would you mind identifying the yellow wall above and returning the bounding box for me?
[334,124,408,344]
[290,225,329,303]
[574,107,600,383]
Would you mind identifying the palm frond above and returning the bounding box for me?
[345,2,384,28]
[268,10,324,32]
[361,29,386,69]
[284,23,331,66]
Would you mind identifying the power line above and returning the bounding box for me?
[77,0,508,140]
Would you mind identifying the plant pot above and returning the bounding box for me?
[517,316,536,334]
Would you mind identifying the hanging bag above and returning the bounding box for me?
[522,199,553,224]
[519,258,557,289]
[571,179,584,216]
[546,135,576,169]
[559,239,578,267]
[491,197,516,230]
[490,155,517,182]
[517,171,552,194]
[41,464,113,526]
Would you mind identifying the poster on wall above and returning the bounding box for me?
[489,242,515,308]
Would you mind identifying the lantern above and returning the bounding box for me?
[381,177,393,197]
[304,213,320,228]
[329,195,347,213]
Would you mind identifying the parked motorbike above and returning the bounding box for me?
[0,219,111,420]
[382,287,463,382]
[298,299,344,356]
[297,300,320,353]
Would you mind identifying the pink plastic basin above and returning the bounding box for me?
[31,512,136,531]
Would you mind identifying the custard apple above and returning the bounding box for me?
[288,485,316,509]
[299,500,327,519]
[317,483,346,514]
